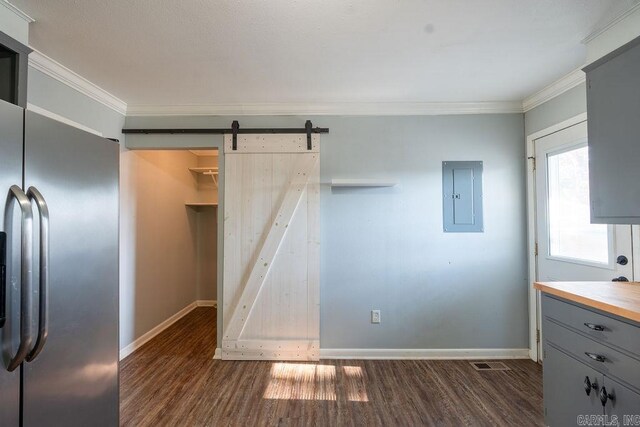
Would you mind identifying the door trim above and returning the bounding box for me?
[526,112,587,362]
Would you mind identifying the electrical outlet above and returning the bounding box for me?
[371,310,381,324]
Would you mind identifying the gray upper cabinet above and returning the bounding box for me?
[584,35,640,224]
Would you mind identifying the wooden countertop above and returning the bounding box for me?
[534,281,640,323]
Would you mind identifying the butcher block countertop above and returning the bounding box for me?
[534,281,640,323]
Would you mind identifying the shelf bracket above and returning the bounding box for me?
[202,170,218,186]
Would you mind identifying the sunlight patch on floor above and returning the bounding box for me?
[263,363,369,402]
[263,363,337,400]
[343,366,369,402]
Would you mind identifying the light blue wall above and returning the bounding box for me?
[524,82,587,135]
[26,68,532,351]
[126,114,529,350]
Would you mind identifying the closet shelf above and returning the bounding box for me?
[185,202,218,211]
[189,167,219,186]
[330,179,396,188]
[189,167,219,174]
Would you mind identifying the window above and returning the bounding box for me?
[546,145,609,264]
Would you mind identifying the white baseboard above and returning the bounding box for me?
[119,302,198,360]
[319,348,530,360]
[197,300,217,307]
[213,347,222,360]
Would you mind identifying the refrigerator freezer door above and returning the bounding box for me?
[0,100,25,427]
[22,111,119,427]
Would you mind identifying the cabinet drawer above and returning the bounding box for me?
[543,294,640,356]
[543,319,640,392]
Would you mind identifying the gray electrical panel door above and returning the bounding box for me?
[442,161,483,232]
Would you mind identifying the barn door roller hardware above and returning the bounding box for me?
[122,120,329,151]
[305,120,313,150]
[231,120,239,151]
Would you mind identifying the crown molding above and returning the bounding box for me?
[582,2,640,44]
[126,101,524,117]
[1,1,34,23]
[28,49,127,116]
[521,68,585,112]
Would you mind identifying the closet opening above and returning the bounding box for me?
[121,147,219,364]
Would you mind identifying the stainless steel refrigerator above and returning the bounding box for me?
[0,100,119,426]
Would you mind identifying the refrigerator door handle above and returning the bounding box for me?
[0,231,6,329]
[6,185,33,372]
[26,187,49,362]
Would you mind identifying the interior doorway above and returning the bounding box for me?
[120,147,219,360]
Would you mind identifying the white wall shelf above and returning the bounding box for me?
[330,179,396,188]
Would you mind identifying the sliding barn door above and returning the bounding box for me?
[222,134,320,360]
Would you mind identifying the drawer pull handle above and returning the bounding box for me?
[584,323,605,331]
[599,386,614,407]
[585,352,606,363]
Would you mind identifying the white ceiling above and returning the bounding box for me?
[11,0,639,109]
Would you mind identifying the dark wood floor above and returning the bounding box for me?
[120,307,543,426]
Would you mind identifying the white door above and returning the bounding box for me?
[222,133,320,361]
[534,121,633,359]
[535,121,633,283]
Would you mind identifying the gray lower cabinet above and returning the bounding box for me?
[541,294,640,426]
[603,376,640,422]
[543,345,603,425]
